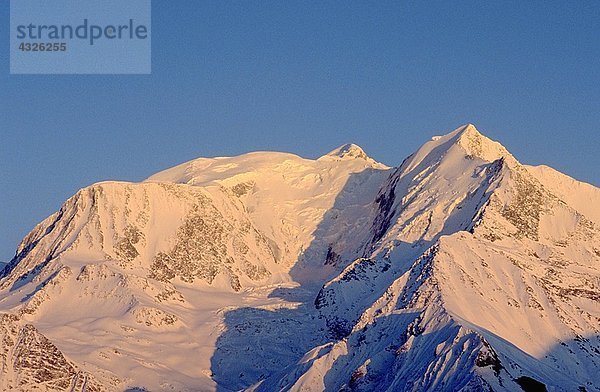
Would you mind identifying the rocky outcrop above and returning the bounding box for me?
[0,313,107,391]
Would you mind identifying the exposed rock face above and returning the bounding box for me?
[148,202,272,290]
[0,314,106,391]
[1,182,280,294]
[0,124,598,391]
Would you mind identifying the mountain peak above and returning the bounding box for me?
[323,143,369,160]
[454,123,513,162]
[457,123,480,139]
[400,124,516,175]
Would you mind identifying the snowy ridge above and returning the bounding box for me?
[1,125,599,391]
[298,126,599,391]
[526,164,600,225]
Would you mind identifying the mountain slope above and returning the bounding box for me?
[275,125,599,391]
[1,124,598,392]
[0,147,390,391]
[525,164,600,225]
[0,313,108,391]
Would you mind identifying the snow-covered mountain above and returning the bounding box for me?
[1,124,598,392]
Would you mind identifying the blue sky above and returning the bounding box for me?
[1,1,599,262]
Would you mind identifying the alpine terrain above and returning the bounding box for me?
[1,124,598,392]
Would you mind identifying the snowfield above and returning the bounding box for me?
[1,125,598,391]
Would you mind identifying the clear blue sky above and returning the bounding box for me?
[1,1,599,262]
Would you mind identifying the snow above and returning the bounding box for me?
[146,146,390,281]
[1,127,599,391]
[526,164,600,225]
[320,143,375,162]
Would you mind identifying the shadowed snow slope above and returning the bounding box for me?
[1,125,599,392]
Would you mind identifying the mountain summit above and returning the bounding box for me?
[1,125,598,391]
[324,143,369,159]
